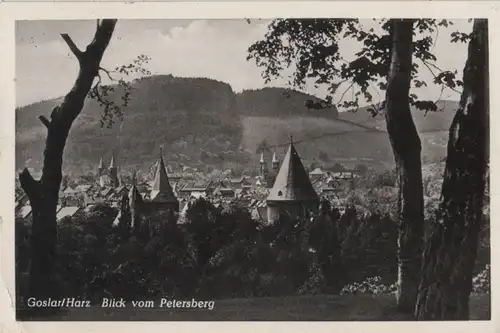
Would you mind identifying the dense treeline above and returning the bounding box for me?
[15,198,490,317]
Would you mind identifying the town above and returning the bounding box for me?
[15,138,360,226]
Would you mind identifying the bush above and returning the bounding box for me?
[472,265,490,295]
[340,276,397,295]
[338,207,398,285]
[15,195,490,313]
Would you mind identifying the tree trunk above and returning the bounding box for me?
[415,19,488,320]
[384,19,425,313]
[19,19,117,302]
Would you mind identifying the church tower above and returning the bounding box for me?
[272,151,280,171]
[149,148,179,212]
[260,152,268,179]
[98,157,106,176]
[129,171,143,231]
[266,137,319,224]
[108,152,119,188]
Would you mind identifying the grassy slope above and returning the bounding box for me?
[25,294,490,321]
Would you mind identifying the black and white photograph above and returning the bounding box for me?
[11,14,490,322]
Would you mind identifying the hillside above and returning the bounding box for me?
[16,75,245,174]
[15,75,458,175]
[236,87,339,118]
[337,100,458,133]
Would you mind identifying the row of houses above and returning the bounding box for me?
[15,203,82,222]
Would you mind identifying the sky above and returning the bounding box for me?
[15,19,473,108]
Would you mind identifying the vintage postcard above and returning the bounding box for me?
[0,1,497,333]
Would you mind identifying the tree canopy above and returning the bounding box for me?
[247,19,469,115]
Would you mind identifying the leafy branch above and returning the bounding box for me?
[88,54,152,129]
[247,18,468,116]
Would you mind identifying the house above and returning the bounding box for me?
[179,181,214,198]
[16,205,32,220]
[167,173,183,182]
[226,176,250,189]
[234,188,247,198]
[56,206,82,222]
[15,193,29,209]
[321,187,343,196]
[213,187,235,198]
[111,185,129,201]
[309,168,324,178]
[75,184,93,194]
[100,187,115,199]
[330,171,355,180]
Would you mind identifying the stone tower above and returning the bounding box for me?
[266,138,319,224]
[260,152,268,179]
[128,171,143,231]
[272,151,280,171]
[98,157,106,176]
[148,148,179,213]
[108,152,119,188]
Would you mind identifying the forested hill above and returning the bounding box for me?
[16,75,458,175]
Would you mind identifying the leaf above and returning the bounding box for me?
[412,100,438,112]
[414,80,427,88]
[451,31,471,43]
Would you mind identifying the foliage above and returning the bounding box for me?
[472,265,490,295]
[247,19,465,114]
[88,54,152,129]
[15,199,490,315]
[340,276,397,295]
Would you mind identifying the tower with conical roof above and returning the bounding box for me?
[148,148,179,212]
[266,137,319,224]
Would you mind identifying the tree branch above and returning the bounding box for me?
[99,67,117,81]
[38,116,51,129]
[420,59,461,94]
[336,80,356,104]
[91,75,111,108]
[60,33,83,62]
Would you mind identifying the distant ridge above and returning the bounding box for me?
[16,74,459,174]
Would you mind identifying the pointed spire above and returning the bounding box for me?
[272,151,278,163]
[267,141,318,202]
[98,157,105,169]
[109,152,116,169]
[150,148,178,203]
[272,150,279,170]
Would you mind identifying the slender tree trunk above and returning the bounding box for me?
[384,19,425,313]
[19,20,117,302]
[415,19,488,320]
